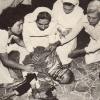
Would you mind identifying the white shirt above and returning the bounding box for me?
[83,15,100,64]
[0,29,13,83]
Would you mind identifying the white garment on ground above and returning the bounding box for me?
[83,15,100,64]
[0,29,13,83]
[52,0,84,64]
[23,7,58,52]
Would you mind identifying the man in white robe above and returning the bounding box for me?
[68,1,100,99]
[23,7,58,52]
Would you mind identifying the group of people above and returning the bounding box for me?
[0,0,100,100]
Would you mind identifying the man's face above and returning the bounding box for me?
[11,19,23,35]
[37,19,50,31]
[55,70,69,84]
[63,3,75,14]
[87,12,100,26]
[52,68,70,84]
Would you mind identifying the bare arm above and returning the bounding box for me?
[0,52,34,72]
[0,52,25,70]
[85,39,100,53]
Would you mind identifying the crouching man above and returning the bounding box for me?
[68,0,100,100]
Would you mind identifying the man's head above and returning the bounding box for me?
[87,0,100,26]
[10,19,24,36]
[36,12,51,31]
[53,68,74,84]
[62,0,79,14]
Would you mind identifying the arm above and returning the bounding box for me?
[47,21,61,50]
[0,0,24,14]
[21,0,32,5]
[0,0,14,14]
[13,36,25,47]
[0,30,33,72]
[85,39,100,53]
[0,52,25,70]
[68,39,100,58]
[0,52,34,72]
[15,39,25,47]
[60,18,84,45]
[0,0,25,14]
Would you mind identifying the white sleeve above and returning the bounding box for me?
[0,30,8,53]
[85,39,100,53]
[60,17,84,45]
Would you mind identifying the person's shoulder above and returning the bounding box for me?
[53,0,60,5]
[24,12,34,23]
[0,29,8,35]
[76,6,84,14]
[52,0,62,9]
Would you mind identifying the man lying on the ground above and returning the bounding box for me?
[23,46,74,99]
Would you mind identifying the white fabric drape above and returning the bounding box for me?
[23,7,58,52]
[52,0,84,64]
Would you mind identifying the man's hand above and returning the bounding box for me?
[68,49,86,58]
[47,41,61,51]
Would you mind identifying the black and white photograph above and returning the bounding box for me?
[0,0,100,100]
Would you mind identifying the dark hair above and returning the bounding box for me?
[63,2,75,6]
[0,7,24,30]
[36,12,51,22]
